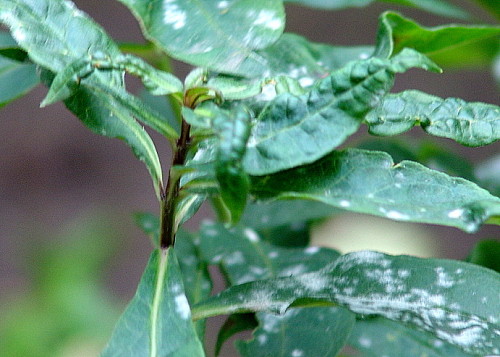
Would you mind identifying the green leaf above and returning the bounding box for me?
[259,33,374,84]
[216,314,258,356]
[242,200,337,230]
[374,11,500,59]
[118,0,285,77]
[0,30,28,61]
[237,307,355,357]
[214,106,252,224]
[250,148,500,232]
[61,80,164,199]
[199,222,340,285]
[0,0,121,73]
[0,55,38,107]
[0,0,165,196]
[348,317,470,357]
[244,48,440,175]
[101,249,205,357]
[365,90,500,147]
[193,251,500,355]
[467,240,500,273]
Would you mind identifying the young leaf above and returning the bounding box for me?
[250,148,500,232]
[193,251,500,356]
[214,106,252,224]
[117,0,285,77]
[237,307,355,357]
[374,11,500,59]
[0,55,38,107]
[101,249,205,357]
[243,48,440,175]
[348,317,470,357]
[365,90,500,146]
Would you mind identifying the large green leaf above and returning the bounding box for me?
[0,0,165,196]
[348,317,469,357]
[250,148,500,232]
[237,307,355,357]
[0,55,38,107]
[374,12,500,60]
[365,90,500,146]
[101,249,205,357]
[199,222,345,355]
[243,48,440,175]
[193,251,500,355]
[118,0,285,77]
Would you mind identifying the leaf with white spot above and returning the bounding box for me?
[237,307,355,357]
[193,251,500,356]
[348,317,470,357]
[101,248,205,357]
[117,0,285,77]
[250,148,500,232]
[199,222,340,286]
[243,48,440,175]
[365,90,500,147]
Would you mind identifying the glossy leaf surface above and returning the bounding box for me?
[365,90,500,146]
[237,307,355,357]
[348,317,469,357]
[118,0,285,77]
[374,11,500,59]
[102,249,205,357]
[250,149,500,232]
[193,251,500,355]
[243,49,440,175]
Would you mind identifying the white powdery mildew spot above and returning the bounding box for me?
[358,336,372,347]
[364,268,407,293]
[448,208,464,219]
[339,199,351,208]
[291,349,304,357]
[217,0,230,9]
[252,9,283,30]
[12,28,26,42]
[257,334,267,345]
[225,251,245,266]
[335,251,392,272]
[305,246,320,255]
[281,264,307,276]
[296,273,329,293]
[244,228,260,242]
[380,207,410,221]
[174,294,191,320]
[435,267,455,288]
[163,0,187,30]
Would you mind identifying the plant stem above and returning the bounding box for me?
[159,119,191,248]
